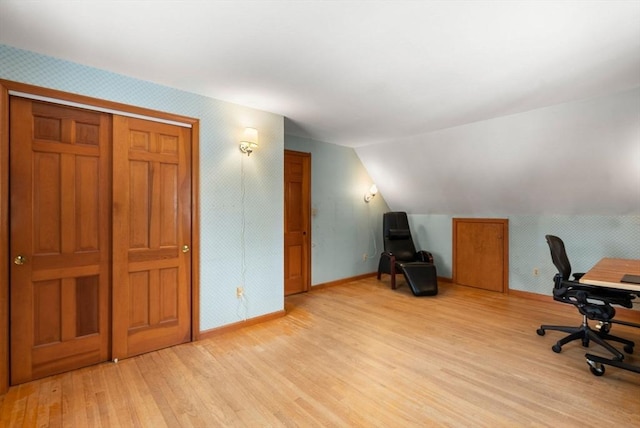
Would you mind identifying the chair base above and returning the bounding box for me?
[537,318,634,360]
[586,353,640,375]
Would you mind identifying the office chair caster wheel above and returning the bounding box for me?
[624,344,634,354]
[552,344,562,353]
[536,328,545,336]
[595,321,611,333]
[587,360,605,376]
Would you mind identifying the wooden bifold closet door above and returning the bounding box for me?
[9,97,192,385]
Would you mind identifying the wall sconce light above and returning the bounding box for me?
[364,184,378,203]
[239,127,259,156]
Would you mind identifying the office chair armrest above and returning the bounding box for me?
[574,290,589,304]
[572,282,634,307]
[552,286,569,299]
[588,289,635,308]
[416,251,434,264]
[572,272,585,280]
[560,279,635,308]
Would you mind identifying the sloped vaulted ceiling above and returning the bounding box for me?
[1,1,639,215]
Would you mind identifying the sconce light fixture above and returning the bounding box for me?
[239,127,259,156]
[364,184,378,203]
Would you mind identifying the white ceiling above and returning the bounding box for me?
[1,1,639,148]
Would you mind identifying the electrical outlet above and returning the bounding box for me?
[533,268,539,277]
[362,253,368,261]
[236,286,244,298]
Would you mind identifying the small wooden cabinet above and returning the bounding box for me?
[453,218,509,292]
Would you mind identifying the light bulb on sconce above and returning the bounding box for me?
[364,184,378,203]
[239,127,258,156]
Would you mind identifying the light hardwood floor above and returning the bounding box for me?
[2,278,639,427]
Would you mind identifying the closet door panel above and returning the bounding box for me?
[112,115,191,359]
[9,98,110,384]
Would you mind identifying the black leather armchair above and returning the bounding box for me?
[536,235,635,360]
[377,212,438,296]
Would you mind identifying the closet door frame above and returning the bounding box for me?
[0,80,201,394]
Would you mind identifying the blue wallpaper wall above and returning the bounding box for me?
[284,135,390,285]
[409,214,640,294]
[2,43,637,328]
[510,215,640,294]
[0,44,285,331]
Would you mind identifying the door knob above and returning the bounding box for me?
[182,245,190,253]
[14,255,26,265]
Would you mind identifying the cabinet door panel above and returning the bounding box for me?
[453,218,508,293]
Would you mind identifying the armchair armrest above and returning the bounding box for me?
[416,250,434,264]
[377,251,396,276]
[377,251,400,288]
[380,251,395,259]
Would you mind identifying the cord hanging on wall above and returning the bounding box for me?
[238,144,249,320]
[237,126,260,320]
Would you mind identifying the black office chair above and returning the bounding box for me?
[377,212,438,296]
[536,235,635,360]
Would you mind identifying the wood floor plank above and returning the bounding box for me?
[34,377,61,427]
[116,357,167,427]
[1,278,639,427]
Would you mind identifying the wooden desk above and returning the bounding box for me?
[580,258,640,376]
[579,258,640,293]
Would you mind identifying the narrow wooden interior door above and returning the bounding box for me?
[284,151,311,296]
[9,98,111,384]
[112,116,192,359]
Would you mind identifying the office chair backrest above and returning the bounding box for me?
[383,212,417,261]
[545,235,573,280]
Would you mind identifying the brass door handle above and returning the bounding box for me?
[182,245,190,253]
[14,255,26,265]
